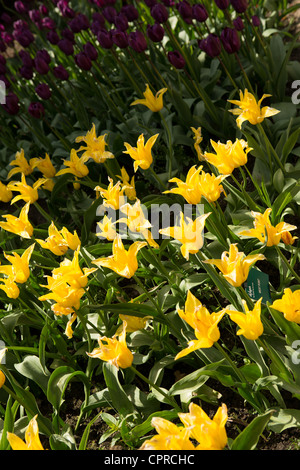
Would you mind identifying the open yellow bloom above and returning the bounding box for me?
[204,139,252,174]
[51,249,97,289]
[239,208,297,247]
[97,215,117,241]
[117,314,152,334]
[0,244,35,284]
[8,174,46,205]
[0,370,5,388]
[179,402,228,450]
[75,123,114,163]
[228,89,280,129]
[0,181,13,203]
[118,167,136,201]
[92,234,146,278]
[159,212,210,260]
[119,199,159,248]
[0,202,33,239]
[7,415,44,450]
[175,290,226,359]
[56,149,89,178]
[8,149,35,179]
[87,321,133,369]
[0,277,20,299]
[164,166,225,204]
[140,417,195,451]
[39,277,85,311]
[204,243,265,287]
[95,177,126,210]
[271,288,300,323]
[131,84,167,112]
[124,133,159,172]
[227,298,263,340]
[36,221,80,256]
[31,153,56,178]
[191,126,204,161]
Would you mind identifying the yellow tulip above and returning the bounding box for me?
[39,277,85,311]
[51,249,97,289]
[93,234,146,278]
[36,221,80,256]
[56,149,89,178]
[87,321,133,369]
[75,123,114,163]
[228,89,280,129]
[97,215,117,241]
[227,298,263,340]
[7,173,46,205]
[159,212,211,261]
[0,202,33,239]
[179,402,228,450]
[119,199,159,248]
[0,243,35,284]
[0,181,13,203]
[31,153,56,178]
[239,208,297,247]
[7,415,44,450]
[0,370,5,389]
[65,312,78,339]
[191,126,204,161]
[175,290,226,359]
[140,417,195,450]
[7,149,35,179]
[118,167,136,201]
[116,314,152,335]
[131,83,167,112]
[204,243,265,287]
[95,177,126,210]
[164,165,225,204]
[204,138,252,175]
[0,277,20,299]
[124,133,159,172]
[271,288,300,324]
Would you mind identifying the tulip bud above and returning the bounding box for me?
[35,83,52,100]
[199,34,221,57]
[83,41,98,61]
[177,1,193,24]
[129,31,147,53]
[252,15,261,27]
[214,0,229,9]
[14,1,28,14]
[34,57,49,75]
[121,5,139,22]
[61,28,75,43]
[167,50,185,69]
[147,23,165,42]
[233,16,244,31]
[28,102,45,118]
[58,38,74,55]
[151,4,169,23]
[230,0,248,13]
[97,29,113,49]
[42,17,56,29]
[53,64,69,80]
[75,52,92,70]
[220,27,241,54]
[192,4,208,22]
[102,6,117,23]
[114,13,128,32]
[112,29,128,48]
[20,65,33,79]
[13,29,34,48]
[47,30,60,44]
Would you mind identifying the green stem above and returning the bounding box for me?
[257,124,285,173]
[159,111,173,181]
[275,246,300,283]
[148,166,168,191]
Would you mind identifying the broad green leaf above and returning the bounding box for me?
[230,409,274,450]
[47,366,90,411]
[102,362,135,418]
[14,355,50,394]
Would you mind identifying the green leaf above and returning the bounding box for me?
[102,363,135,418]
[230,410,274,450]
[268,408,300,433]
[47,366,90,411]
[14,355,50,394]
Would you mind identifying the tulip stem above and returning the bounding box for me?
[148,166,168,190]
[33,202,54,224]
[159,111,173,181]
[130,366,182,412]
[257,124,285,173]
[275,246,300,283]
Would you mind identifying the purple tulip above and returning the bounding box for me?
[83,42,98,61]
[19,50,33,67]
[114,13,128,32]
[92,12,106,26]
[102,6,117,24]
[29,10,41,25]
[214,0,229,9]
[20,65,33,79]
[121,5,139,22]
[36,49,51,64]
[129,31,147,53]
[112,30,128,49]
[34,57,49,75]
[252,15,261,27]
[167,50,185,69]
[39,5,48,15]
[192,5,208,22]
[14,1,28,14]
[28,102,45,118]
[199,34,222,57]
[41,17,56,30]
[1,13,12,24]
[230,0,248,13]
[177,1,193,24]
[233,16,244,31]
[57,0,75,18]
[2,92,19,115]
[147,23,165,42]
[53,64,69,80]
[151,4,169,23]
[47,30,60,44]
[35,83,52,100]
[58,38,74,55]
[13,29,34,48]
[145,0,157,7]
[97,29,113,49]
[61,28,75,43]
[75,52,92,71]
[220,27,241,53]
[69,13,89,33]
